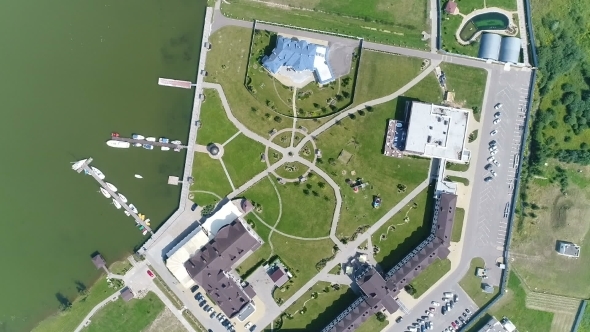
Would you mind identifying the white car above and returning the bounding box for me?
[493,159,501,167]
[487,156,495,162]
[489,146,498,152]
[490,150,498,156]
[490,129,498,136]
[245,322,252,329]
[493,118,501,125]
[494,111,502,118]
[494,103,503,109]
[431,301,440,306]
[491,170,497,177]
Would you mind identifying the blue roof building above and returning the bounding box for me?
[262,36,334,84]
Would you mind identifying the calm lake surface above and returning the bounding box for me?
[0,0,205,330]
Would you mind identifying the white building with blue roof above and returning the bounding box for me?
[262,35,335,85]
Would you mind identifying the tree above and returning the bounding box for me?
[376,312,387,322]
[274,116,283,123]
[404,284,416,295]
[318,182,326,189]
[303,189,310,196]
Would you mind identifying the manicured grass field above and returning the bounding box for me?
[486,0,518,11]
[315,99,430,238]
[190,191,221,207]
[281,282,357,331]
[411,258,451,298]
[108,260,132,276]
[205,26,293,136]
[355,315,388,332]
[32,278,115,332]
[196,89,239,145]
[353,50,426,105]
[84,292,165,332]
[441,63,487,121]
[459,257,498,307]
[222,134,267,188]
[191,153,233,198]
[221,0,429,49]
[577,302,590,332]
[295,72,357,118]
[447,175,470,186]
[441,14,480,57]
[300,141,315,162]
[446,161,470,172]
[272,132,291,148]
[372,186,434,271]
[452,207,465,242]
[274,162,309,180]
[401,71,444,106]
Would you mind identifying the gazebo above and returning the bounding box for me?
[120,287,134,302]
[91,253,106,270]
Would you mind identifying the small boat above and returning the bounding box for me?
[161,146,170,151]
[71,159,87,170]
[124,210,131,216]
[132,134,145,140]
[91,167,105,180]
[171,140,182,145]
[105,182,118,192]
[174,147,181,152]
[145,218,151,226]
[139,225,144,231]
[158,137,169,143]
[118,193,128,203]
[129,204,138,214]
[111,132,120,137]
[142,229,148,235]
[146,137,156,142]
[99,188,111,198]
[138,213,146,221]
[143,144,154,150]
[112,199,122,209]
[133,143,142,147]
[106,140,131,148]
[134,174,143,179]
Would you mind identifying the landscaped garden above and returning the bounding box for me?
[191,153,233,203]
[274,161,309,180]
[222,134,267,188]
[196,89,239,146]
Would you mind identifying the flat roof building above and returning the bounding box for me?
[556,241,581,258]
[404,102,470,162]
[268,268,289,288]
[120,287,134,302]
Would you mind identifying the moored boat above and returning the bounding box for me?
[106,140,131,148]
[161,146,170,151]
[91,167,105,180]
[99,188,111,198]
[111,132,120,137]
[134,174,143,179]
[158,137,169,143]
[129,204,138,214]
[105,182,118,192]
[143,144,154,150]
[145,218,151,226]
[112,199,122,209]
[124,210,131,216]
[146,137,156,142]
[132,134,145,140]
[142,229,148,235]
[71,159,87,170]
[133,143,142,147]
[118,193,128,203]
[171,140,182,145]
[174,147,181,152]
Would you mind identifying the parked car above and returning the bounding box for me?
[487,156,495,162]
[495,111,502,118]
[493,118,501,125]
[203,305,210,311]
[462,312,468,318]
[465,308,471,314]
[395,316,403,323]
[485,163,492,170]
[191,203,199,211]
[147,270,155,278]
[442,305,447,315]
[492,159,501,167]
[485,176,493,182]
[490,150,497,156]
[454,294,459,302]
[199,300,206,307]
[489,140,497,146]
[210,312,216,318]
[490,170,497,177]
[190,285,199,293]
[431,301,440,306]
[494,103,503,109]
[451,322,458,330]
[490,129,498,136]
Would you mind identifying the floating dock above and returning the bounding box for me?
[110,136,187,150]
[72,158,153,235]
[158,78,193,89]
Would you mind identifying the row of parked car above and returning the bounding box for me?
[192,286,236,332]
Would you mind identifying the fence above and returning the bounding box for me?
[572,300,587,332]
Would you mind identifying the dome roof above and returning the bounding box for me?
[208,144,220,155]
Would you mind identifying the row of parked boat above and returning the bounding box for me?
[106,133,183,152]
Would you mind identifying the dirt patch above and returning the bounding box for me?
[142,307,187,332]
[337,149,353,164]
[550,195,573,230]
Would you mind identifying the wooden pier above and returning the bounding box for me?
[74,159,153,235]
[110,137,187,149]
[158,78,193,89]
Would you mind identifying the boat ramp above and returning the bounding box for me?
[158,78,193,89]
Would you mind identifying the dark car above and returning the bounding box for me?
[484,177,493,182]
[395,316,403,323]
[485,163,492,170]
[462,312,468,318]
[441,305,447,315]
[489,140,497,146]
[190,285,200,293]
[465,308,471,314]
[459,317,466,324]
[191,203,198,211]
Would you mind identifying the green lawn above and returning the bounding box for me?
[300,141,315,162]
[441,63,487,121]
[401,71,444,106]
[446,161,470,172]
[355,315,389,332]
[486,0,518,11]
[205,26,293,136]
[411,258,451,298]
[222,134,267,188]
[84,292,164,332]
[32,278,116,332]
[441,14,480,57]
[353,50,426,105]
[281,282,357,331]
[452,207,465,242]
[372,186,434,271]
[272,132,292,148]
[454,0,484,15]
[191,191,221,207]
[191,153,233,198]
[274,162,309,180]
[447,175,470,186]
[197,89,239,145]
[578,302,590,332]
[268,148,283,165]
[315,99,430,238]
[459,257,498,307]
[108,260,132,276]
[221,0,429,49]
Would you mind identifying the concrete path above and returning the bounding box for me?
[429,0,438,53]
[219,158,236,190]
[189,189,223,201]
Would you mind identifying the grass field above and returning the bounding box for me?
[281,282,357,331]
[355,315,389,332]
[447,175,470,186]
[300,141,315,162]
[441,14,480,57]
[315,99,430,238]
[411,258,451,298]
[32,278,115,332]
[402,70,444,105]
[143,308,187,332]
[446,161,470,172]
[205,26,293,136]
[459,257,498,307]
[191,153,233,199]
[84,292,164,332]
[486,0,518,11]
[222,134,267,188]
[578,303,590,332]
[197,89,239,146]
[221,0,429,49]
[295,69,357,118]
[108,260,132,276]
[441,63,487,121]
[372,186,434,271]
[353,50,426,105]
[272,132,292,148]
[274,161,309,180]
[452,207,465,242]
[190,191,221,207]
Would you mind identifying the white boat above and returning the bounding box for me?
[171,140,182,145]
[112,199,122,209]
[134,174,143,179]
[146,137,156,142]
[71,159,87,170]
[159,137,169,143]
[106,140,131,148]
[91,167,105,180]
[129,204,138,214]
[118,193,128,203]
[105,182,118,192]
[99,188,111,198]
[133,143,142,147]
[124,210,131,216]
[142,229,148,235]
[174,147,181,152]
[161,146,170,151]
[143,144,154,150]
[132,134,145,140]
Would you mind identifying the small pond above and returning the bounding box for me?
[459,12,509,41]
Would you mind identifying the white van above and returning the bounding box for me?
[443,292,454,298]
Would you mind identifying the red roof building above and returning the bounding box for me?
[445,1,459,15]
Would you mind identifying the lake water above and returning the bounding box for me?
[0,0,205,330]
